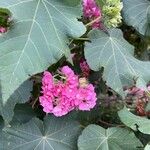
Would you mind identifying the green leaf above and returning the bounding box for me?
[71,108,100,126]
[118,107,150,134]
[0,8,11,15]
[145,143,150,150]
[0,0,86,121]
[2,115,82,150]
[85,29,150,97]
[0,116,5,150]
[122,0,150,36]
[0,116,4,130]
[78,124,142,150]
[11,103,35,124]
[0,80,32,124]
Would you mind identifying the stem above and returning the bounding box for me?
[74,37,89,41]
[85,16,101,27]
[68,39,74,46]
[53,74,59,78]
[99,119,125,127]
[80,124,86,128]
[146,91,150,98]
[60,75,66,79]
[32,97,39,109]
[32,75,42,80]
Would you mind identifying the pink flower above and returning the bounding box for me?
[39,66,97,117]
[127,87,145,98]
[52,97,68,117]
[83,0,100,17]
[52,81,64,97]
[42,71,53,87]
[80,60,90,77]
[52,95,76,117]
[61,66,74,76]
[39,96,53,113]
[61,66,79,88]
[41,71,54,97]
[52,106,66,117]
[62,85,77,98]
[0,27,7,33]
[76,84,97,111]
[82,0,102,29]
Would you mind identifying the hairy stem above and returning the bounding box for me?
[85,16,101,27]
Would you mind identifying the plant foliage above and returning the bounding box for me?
[0,0,85,122]
[78,124,142,150]
[0,0,150,149]
[2,115,81,150]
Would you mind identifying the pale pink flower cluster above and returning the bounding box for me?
[82,0,102,29]
[39,66,97,117]
[126,86,150,116]
[126,86,150,98]
[80,60,90,77]
[0,27,7,33]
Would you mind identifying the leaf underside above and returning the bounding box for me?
[78,124,142,150]
[2,115,82,150]
[118,107,150,134]
[85,29,150,97]
[0,0,86,122]
[122,0,150,36]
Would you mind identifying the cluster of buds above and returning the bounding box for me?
[82,0,122,29]
[102,0,122,28]
[80,59,90,77]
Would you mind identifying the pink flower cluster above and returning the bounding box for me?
[80,60,90,77]
[39,66,97,117]
[82,0,102,29]
[126,86,150,116]
[0,27,7,33]
[126,86,150,98]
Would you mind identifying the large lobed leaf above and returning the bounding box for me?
[0,0,86,122]
[2,115,82,150]
[11,103,35,124]
[78,124,142,150]
[122,0,150,36]
[0,116,4,150]
[0,80,32,124]
[145,144,150,150]
[85,29,150,97]
[118,107,150,134]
